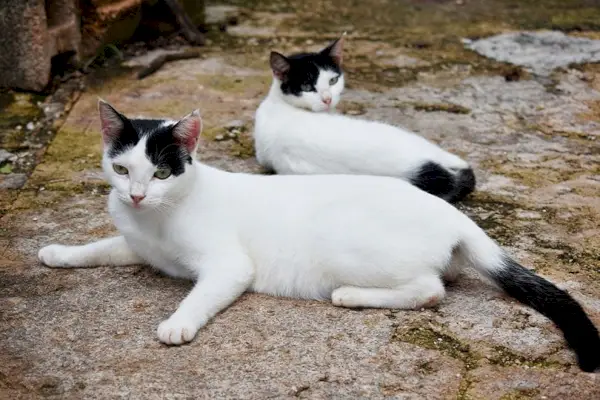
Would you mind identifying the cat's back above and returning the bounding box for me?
[255,97,439,155]
[242,172,454,219]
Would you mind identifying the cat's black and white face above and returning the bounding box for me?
[98,100,201,210]
[270,36,345,112]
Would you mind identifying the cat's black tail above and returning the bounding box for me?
[471,254,600,372]
[410,162,475,203]
[458,224,600,372]
[490,258,600,372]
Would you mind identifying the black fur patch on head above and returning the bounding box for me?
[106,115,140,158]
[276,52,342,96]
[144,122,190,177]
[107,118,191,177]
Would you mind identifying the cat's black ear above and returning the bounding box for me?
[270,52,291,81]
[321,34,345,66]
[172,109,202,154]
[98,99,125,146]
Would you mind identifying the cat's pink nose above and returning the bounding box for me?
[322,97,332,105]
[130,195,145,204]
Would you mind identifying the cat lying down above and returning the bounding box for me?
[38,102,600,372]
[254,35,475,203]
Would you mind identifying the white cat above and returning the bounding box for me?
[254,36,476,203]
[38,101,600,372]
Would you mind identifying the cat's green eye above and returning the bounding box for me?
[329,76,339,85]
[154,167,172,180]
[113,164,128,175]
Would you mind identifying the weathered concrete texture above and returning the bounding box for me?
[2,1,600,398]
[466,31,600,76]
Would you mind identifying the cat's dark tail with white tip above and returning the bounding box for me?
[458,223,600,372]
[410,162,475,203]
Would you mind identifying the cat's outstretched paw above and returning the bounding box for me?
[157,316,199,345]
[38,244,73,268]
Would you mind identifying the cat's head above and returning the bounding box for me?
[269,35,345,112]
[98,100,201,210]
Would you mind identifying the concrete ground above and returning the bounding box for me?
[1,1,600,399]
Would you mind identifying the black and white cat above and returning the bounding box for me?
[254,36,476,203]
[38,102,600,372]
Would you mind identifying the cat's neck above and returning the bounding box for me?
[265,80,294,108]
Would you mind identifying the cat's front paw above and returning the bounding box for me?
[38,244,73,268]
[157,315,200,345]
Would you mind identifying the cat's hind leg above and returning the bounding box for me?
[442,245,467,284]
[38,236,143,268]
[331,275,445,309]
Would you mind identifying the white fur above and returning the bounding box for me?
[254,80,469,179]
[39,133,505,345]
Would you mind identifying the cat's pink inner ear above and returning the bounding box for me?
[270,52,290,80]
[173,110,202,153]
[98,100,124,145]
[326,35,344,66]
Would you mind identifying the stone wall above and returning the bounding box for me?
[0,0,205,92]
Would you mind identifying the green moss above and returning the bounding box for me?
[42,127,102,169]
[457,187,600,281]
[530,236,600,279]
[86,66,135,93]
[0,92,44,150]
[347,64,419,91]
[195,74,271,94]
[457,375,475,400]
[458,193,520,247]
[392,324,480,398]
[230,133,256,159]
[211,0,600,92]
[0,190,19,218]
[499,389,541,400]
[0,93,43,119]
[488,345,563,369]
[338,101,368,116]
[415,360,434,374]
[202,126,223,141]
[392,325,479,370]
[548,8,600,31]
[479,152,592,189]
[11,181,110,212]
[409,101,471,114]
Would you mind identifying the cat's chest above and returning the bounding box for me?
[113,211,194,279]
